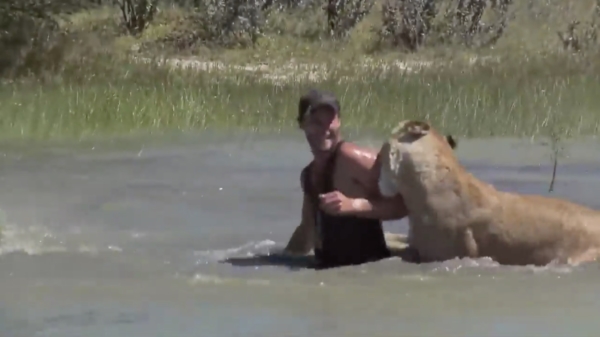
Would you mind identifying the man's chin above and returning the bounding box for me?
[314,143,334,153]
[308,139,337,154]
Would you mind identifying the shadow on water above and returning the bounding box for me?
[221,247,421,270]
[221,253,318,270]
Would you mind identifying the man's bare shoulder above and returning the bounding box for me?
[337,142,379,169]
[337,141,387,196]
[337,142,380,190]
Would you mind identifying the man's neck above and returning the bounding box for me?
[312,140,342,169]
[312,152,331,170]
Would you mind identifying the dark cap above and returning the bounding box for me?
[297,89,340,124]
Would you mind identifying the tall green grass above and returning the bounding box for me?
[2,51,600,141]
[2,1,600,141]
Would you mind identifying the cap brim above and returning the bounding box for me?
[309,102,338,114]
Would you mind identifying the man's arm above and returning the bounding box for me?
[283,193,315,255]
[340,144,408,221]
[347,194,408,221]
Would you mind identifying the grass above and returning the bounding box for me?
[2,0,600,141]
[2,51,600,141]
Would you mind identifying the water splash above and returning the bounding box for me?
[192,239,277,265]
[0,221,67,256]
[0,211,124,256]
[429,256,576,275]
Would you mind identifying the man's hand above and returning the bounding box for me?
[318,191,355,215]
[319,190,407,220]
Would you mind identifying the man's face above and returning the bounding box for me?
[300,106,341,153]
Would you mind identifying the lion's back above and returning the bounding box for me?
[489,192,600,253]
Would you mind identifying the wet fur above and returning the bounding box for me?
[378,120,600,266]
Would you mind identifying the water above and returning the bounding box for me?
[2,131,600,337]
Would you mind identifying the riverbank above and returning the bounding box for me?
[1,1,600,141]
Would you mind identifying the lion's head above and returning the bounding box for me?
[378,120,458,198]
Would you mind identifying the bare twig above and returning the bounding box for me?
[548,145,558,193]
[547,127,568,193]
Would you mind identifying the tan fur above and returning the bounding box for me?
[378,119,600,266]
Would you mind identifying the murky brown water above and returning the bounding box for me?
[1,131,600,337]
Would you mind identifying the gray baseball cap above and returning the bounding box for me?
[297,89,340,124]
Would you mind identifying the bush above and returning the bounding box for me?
[141,0,377,52]
[372,0,514,52]
[556,0,600,52]
[0,0,101,78]
[116,0,158,35]
[149,0,271,49]
[325,0,375,38]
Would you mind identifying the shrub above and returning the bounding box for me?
[373,0,514,51]
[0,0,83,78]
[150,0,271,49]
[325,0,375,38]
[557,0,600,52]
[116,0,158,35]
[144,0,376,51]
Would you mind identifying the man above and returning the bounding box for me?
[283,89,410,269]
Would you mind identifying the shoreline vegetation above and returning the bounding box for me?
[1,0,600,142]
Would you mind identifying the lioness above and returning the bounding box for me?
[377,119,600,266]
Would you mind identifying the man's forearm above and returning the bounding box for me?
[349,196,407,221]
[283,223,314,255]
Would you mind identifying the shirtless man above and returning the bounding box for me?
[283,89,410,269]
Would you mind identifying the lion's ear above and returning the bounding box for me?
[446,135,457,149]
[405,121,430,136]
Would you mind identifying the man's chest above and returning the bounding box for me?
[311,166,370,198]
